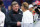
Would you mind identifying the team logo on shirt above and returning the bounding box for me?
[19,13,21,14]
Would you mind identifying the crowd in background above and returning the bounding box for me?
[0,0,40,27]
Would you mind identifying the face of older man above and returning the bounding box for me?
[12,4,19,12]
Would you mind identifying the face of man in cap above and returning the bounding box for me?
[12,4,19,12]
[38,6,40,12]
[38,8,40,12]
[29,4,33,11]
[29,7,33,11]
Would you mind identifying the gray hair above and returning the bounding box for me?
[12,1,18,6]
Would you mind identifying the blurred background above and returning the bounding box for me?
[0,0,40,9]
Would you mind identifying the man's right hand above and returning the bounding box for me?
[17,21,21,26]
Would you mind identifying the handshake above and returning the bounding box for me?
[17,21,21,26]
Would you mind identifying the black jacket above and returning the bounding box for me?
[1,7,6,14]
[6,9,23,27]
